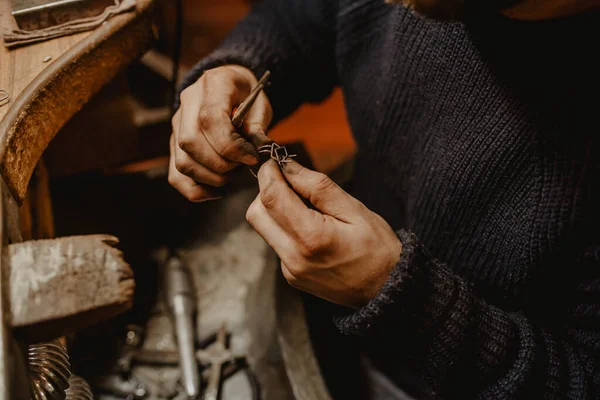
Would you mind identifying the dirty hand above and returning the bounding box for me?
[170,65,273,201]
[246,160,402,308]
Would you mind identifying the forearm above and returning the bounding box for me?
[335,230,600,398]
[176,0,339,124]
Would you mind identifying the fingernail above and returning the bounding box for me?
[242,154,259,165]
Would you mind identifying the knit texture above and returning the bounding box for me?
[177,1,600,398]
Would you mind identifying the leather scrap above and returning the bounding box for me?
[1,0,137,48]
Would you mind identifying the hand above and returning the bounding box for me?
[169,65,273,201]
[246,160,402,308]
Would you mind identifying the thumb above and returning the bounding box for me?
[282,160,357,222]
[241,92,273,148]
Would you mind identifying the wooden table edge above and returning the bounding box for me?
[0,0,156,204]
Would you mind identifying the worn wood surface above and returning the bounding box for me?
[19,160,55,241]
[0,0,155,203]
[9,234,134,342]
[276,272,333,400]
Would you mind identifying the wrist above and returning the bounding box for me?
[362,236,403,306]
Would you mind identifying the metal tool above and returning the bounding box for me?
[11,0,115,31]
[65,375,94,400]
[196,324,234,400]
[231,71,271,129]
[115,324,145,376]
[89,325,150,400]
[102,324,259,400]
[93,373,148,399]
[165,255,200,399]
[28,339,71,399]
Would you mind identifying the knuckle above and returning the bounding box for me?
[177,134,192,152]
[201,68,217,81]
[298,230,325,259]
[211,173,229,187]
[179,86,195,103]
[206,156,232,174]
[167,170,178,187]
[217,136,246,158]
[179,87,191,102]
[286,259,309,280]
[245,201,259,223]
[197,106,220,131]
[282,269,298,286]
[174,157,193,177]
[260,183,279,210]
[314,174,336,193]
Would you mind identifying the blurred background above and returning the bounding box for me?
[43,0,355,180]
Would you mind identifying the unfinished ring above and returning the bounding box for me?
[249,142,297,178]
[257,143,297,168]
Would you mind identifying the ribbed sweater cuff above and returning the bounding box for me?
[334,230,516,381]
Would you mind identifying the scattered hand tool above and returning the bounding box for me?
[90,324,150,399]
[116,324,145,376]
[196,324,234,400]
[165,255,201,399]
[104,324,259,400]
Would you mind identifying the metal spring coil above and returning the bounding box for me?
[65,375,93,400]
[28,339,71,400]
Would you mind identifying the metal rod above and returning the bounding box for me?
[165,255,200,399]
[231,70,271,128]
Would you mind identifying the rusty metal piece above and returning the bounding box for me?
[231,71,271,129]
[12,0,116,31]
[65,375,93,400]
[28,339,71,399]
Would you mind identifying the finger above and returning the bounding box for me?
[168,135,221,202]
[257,160,326,237]
[241,92,273,148]
[281,160,356,222]
[280,260,299,287]
[177,94,243,173]
[246,194,296,257]
[182,70,259,165]
[173,145,232,187]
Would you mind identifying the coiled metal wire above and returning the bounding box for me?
[65,375,93,400]
[28,339,71,400]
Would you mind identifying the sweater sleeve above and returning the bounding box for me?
[334,230,600,399]
[175,0,339,124]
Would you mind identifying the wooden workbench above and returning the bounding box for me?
[0,0,155,204]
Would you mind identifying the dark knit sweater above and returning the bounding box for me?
[177,1,600,398]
